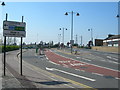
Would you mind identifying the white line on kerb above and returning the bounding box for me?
[46,67,96,82]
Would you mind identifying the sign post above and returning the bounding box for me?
[3,13,26,76]
[3,13,8,76]
[21,16,24,76]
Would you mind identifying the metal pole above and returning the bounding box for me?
[63,28,64,45]
[4,13,8,76]
[91,28,93,45]
[71,11,73,53]
[4,36,6,76]
[81,36,82,46]
[20,16,24,76]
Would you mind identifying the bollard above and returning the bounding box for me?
[36,48,38,53]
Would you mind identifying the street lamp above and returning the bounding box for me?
[116,15,119,18]
[88,28,93,46]
[1,2,5,6]
[65,11,80,53]
[59,28,67,46]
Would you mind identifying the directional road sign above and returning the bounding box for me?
[3,21,26,37]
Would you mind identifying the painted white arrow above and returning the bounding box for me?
[46,67,96,82]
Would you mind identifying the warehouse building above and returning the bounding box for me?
[103,34,120,47]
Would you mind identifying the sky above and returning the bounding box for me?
[0,1,119,45]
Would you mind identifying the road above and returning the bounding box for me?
[22,48,119,89]
[3,50,88,89]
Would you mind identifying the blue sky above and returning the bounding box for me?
[0,2,119,45]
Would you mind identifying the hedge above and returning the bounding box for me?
[0,45,20,53]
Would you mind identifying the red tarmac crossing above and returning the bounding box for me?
[45,50,120,78]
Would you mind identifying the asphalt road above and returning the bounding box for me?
[22,48,119,89]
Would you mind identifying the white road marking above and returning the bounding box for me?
[108,60,119,64]
[115,77,120,80]
[70,63,85,66]
[80,70,85,72]
[75,69,80,71]
[48,61,59,65]
[76,57,80,59]
[46,67,96,82]
[82,58,91,61]
[59,61,71,63]
[92,72,103,76]
[76,57,91,61]
[107,56,118,61]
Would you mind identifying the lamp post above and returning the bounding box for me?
[59,28,67,46]
[1,1,6,76]
[65,11,79,53]
[88,28,93,46]
[58,34,61,48]
[116,14,120,47]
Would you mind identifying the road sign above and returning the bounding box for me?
[3,21,26,37]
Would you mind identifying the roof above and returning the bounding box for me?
[104,35,120,40]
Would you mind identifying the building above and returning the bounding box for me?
[103,34,120,47]
[95,39,103,46]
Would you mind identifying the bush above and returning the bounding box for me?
[1,45,20,52]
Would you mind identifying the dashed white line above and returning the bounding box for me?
[108,60,119,64]
[92,72,103,76]
[107,56,118,61]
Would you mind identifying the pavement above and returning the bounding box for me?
[1,50,91,90]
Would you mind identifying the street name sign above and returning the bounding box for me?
[3,21,26,37]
